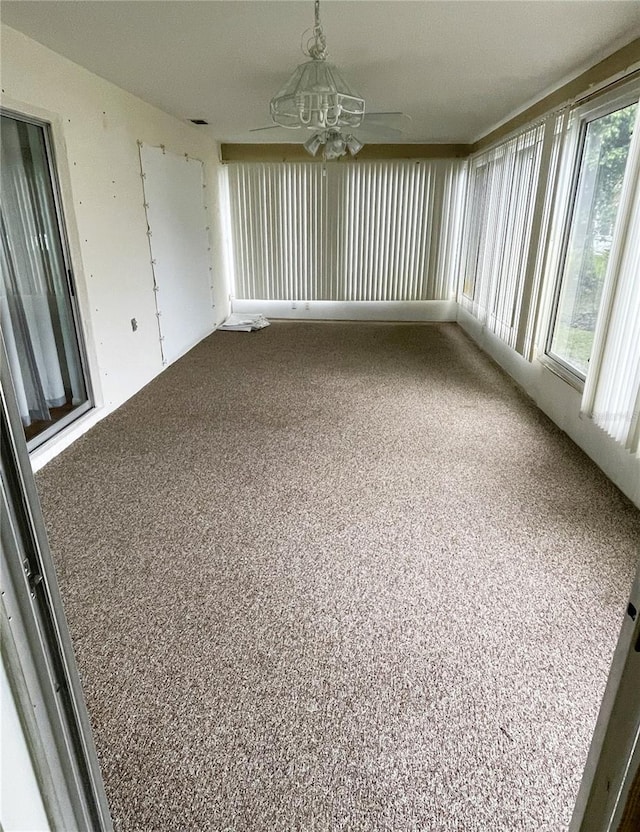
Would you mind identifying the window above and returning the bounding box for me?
[227,160,467,302]
[459,118,554,352]
[546,97,638,381]
[0,113,91,448]
[456,77,640,455]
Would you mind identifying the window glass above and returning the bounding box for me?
[548,101,637,377]
[0,114,90,446]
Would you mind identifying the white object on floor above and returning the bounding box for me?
[219,313,270,332]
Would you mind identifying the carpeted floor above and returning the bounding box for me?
[36,322,640,832]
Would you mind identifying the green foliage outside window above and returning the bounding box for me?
[552,102,637,374]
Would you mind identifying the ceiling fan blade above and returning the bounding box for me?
[360,111,412,138]
[357,123,406,138]
[249,125,304,133]
[365,112,412,122]
[363,111,411,124]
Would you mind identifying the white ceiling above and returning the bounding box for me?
[2,1,640,144]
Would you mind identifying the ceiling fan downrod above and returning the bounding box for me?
[306,0,328,61]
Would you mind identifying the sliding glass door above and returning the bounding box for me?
[0,112,91,448]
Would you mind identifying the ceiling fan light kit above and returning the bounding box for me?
[303,129,364,160]
[269,0,366,158]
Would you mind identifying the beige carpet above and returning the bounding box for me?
[36,322,640,832]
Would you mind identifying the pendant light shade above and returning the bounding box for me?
[345,134,363,156]
[270,60,365,130]
[303,132,325,156]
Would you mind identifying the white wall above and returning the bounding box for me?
[458,307,640,509]
[0,24,230,469]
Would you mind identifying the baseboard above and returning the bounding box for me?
[30,407,109,472]
[230,299,458,322]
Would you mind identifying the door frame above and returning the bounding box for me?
[1,105,96,451]
[1,329,112,830]
[570,556,640,830]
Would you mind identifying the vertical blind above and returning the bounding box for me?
[581,102,640,455]
[0,116,87,427]
[459,120,550,350]
[227,160,467,302]
[517,110,571,359]
[228,163,326,301]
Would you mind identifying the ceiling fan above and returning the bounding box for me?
[251,0,409,159]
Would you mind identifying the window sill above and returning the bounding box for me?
[538,354,585,393]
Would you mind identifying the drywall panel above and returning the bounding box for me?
[140,145,214,364]
[0,24,230,469]
[457,306,640,509]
